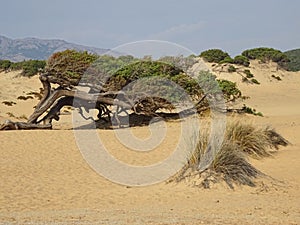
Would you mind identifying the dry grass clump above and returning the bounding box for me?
[225,121,288,158]
[175,120,288,189]
[211,142,260,188]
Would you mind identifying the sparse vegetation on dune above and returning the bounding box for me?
[240,105,263,117]
[242,47,289,69]
[233,55,250,67]
[173,120,288,189]
[0,49,291,190]
[200,47,295,71]
[271,74,282,81]
[227,65,236,73]
[243,69,254,78]
[285,49,300,71]
[2,101,16,106]
[0,59,46,76]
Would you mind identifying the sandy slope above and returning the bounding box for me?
[0,64,300,224]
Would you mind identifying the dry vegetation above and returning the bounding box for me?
[173,120,288,189]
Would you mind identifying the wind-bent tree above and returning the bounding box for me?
[0,50,241,130]
[0,50,210,130]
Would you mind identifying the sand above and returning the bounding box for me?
[0,62,299,224]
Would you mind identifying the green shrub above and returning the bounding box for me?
[196,70,219,95]
[243,69,254,78]
[251,78,260,85]
[285,49,300,71]
[0,60,12,71]
[217,79,241,101]
[233,55,250,67]
[21,60,46,77]
[220,56,234,64]
[0,59,46,76]
[241,105,263,116]
[271,75,282,81]
[45,50,99,86]
[227,65,237,73]
[200,49,231,63]
[242,47,289,68]
[107,60,204,104]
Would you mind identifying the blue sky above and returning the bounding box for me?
[1,0,299,55]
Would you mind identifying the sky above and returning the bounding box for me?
[1,0,299,56]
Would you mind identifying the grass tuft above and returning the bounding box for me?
[211,142,261,188]
[175,120,288,189]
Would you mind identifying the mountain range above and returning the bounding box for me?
[1,35,300,71]
[0,35,109,62]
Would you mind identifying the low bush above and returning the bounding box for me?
[233,55,250,67]
[285,49,300,71]
[2,101,16,106]
[200,49,231,63]
[241,104,263,116]
[0,60,12,71]
[271,75,282,81]
[0,59,46,76]
[220,56,234,64]
[217,79,241,101]
[243,69,254,78]
[227,65,237,73]
[242,47,289,68]
[251,78,260,85]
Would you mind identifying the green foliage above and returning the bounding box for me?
[271,75,282,81]
[227,65,237,73]
[217,79,241,101]
[45,50,139,86]
[95,54,137,75]
[159,55,197,72]
[112,60,182,81]
[0,59,45,76]
[195,71,242,101]
[196,70,219,95]
[284,49,300,71]
[169,73,201,98]
[0,60,12,71]
[241,104,263,116]
[233,55,250,67]
[44,50,243,106]
[21,60,46,77]
[220,56,234,64]
[251,78,260,85]
[200,49,231,63]
[242,47,289,68]
[243,69,254,78]
[107,60,202,103]
[46,50,98,85]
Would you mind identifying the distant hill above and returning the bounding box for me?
[0,35,110,62]
[285,49,300,71]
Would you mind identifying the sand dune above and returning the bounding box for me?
[0,62,299,224]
